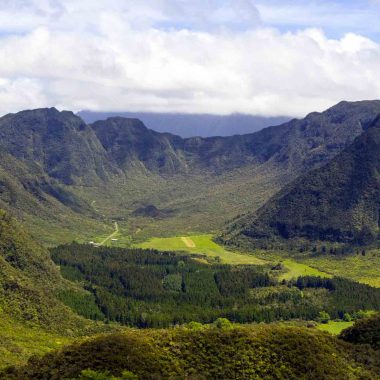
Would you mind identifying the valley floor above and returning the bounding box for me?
[134,233,380,288]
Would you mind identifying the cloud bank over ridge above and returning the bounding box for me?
[0,0,380,117]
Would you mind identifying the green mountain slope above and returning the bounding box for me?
[0,209,108,368]
[221,115,380,247]
[85,100,380,240]
[0,208,95,330]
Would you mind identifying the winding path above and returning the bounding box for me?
[98,222,119,246]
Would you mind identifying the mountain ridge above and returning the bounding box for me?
[221,113,380,247]
[0,100,380,243]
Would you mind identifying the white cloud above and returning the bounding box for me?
[0,1,379,117]
[0,77,47,112]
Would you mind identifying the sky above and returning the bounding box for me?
[0,0,380,117]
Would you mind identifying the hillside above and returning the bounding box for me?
[3,325,379,379]
[0,209,108,368]
[0,101,380,243]
[221,114,380,247]
[85,100,380,240]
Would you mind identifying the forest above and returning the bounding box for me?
[51,243,380,328]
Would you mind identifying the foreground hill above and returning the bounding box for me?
[0,101,380,242]
[221,114,380,247]
[340,313,380,349]
[3,324,379,379]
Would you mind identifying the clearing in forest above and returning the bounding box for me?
[137,234,266,265]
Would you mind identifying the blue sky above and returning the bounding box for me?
[0,0,379,118]
[257,1,380,41]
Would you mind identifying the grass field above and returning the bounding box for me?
[279,259,331,281]
[136,234,333,281]
[316,321,354,335]
[96,229,379,288]
[301,252,380,288]
[137,234,267,265]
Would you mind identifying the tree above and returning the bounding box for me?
[343,313,352,322]
[317,311,331,324]
[213,318,232,329]
[187,321,204,330]
[356,226,375,246]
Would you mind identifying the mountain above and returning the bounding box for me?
[78,110,290,137]
[0,108,119,185]
[85,100,380,239]
[91,101,380,175]
[0,101,380,243]
[221,114,380,247]
[91,117,188,174]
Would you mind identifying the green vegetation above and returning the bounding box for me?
[278,259,331,280]
[137,234,335,282]
[300,251,380,288]
[222,114,380,248]
[51,243,380,328]
[340,313,380,349]
[3,324,380,379]
[0,210,85,331]
[0,102,378,247]
[0,313,72,370]
[317,321,354,335]
[1,103,380,378]
[137,234,266,265]
[0,210,114,369]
